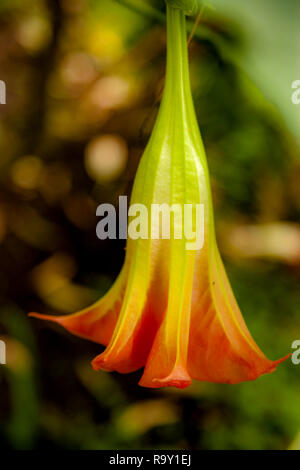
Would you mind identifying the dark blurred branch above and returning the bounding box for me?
[22,0,64,155]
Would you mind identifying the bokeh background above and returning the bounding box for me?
[0,0,300,450]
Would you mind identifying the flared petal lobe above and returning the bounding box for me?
[187,245,289,384]
[29,270,126,346]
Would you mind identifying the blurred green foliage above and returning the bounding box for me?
[0,0,299,450]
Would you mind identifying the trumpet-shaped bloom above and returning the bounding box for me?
[30,6,288,388]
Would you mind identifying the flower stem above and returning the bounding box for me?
[162,5,196,127]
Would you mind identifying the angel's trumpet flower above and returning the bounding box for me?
[30,6,288,388]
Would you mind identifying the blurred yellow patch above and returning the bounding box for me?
[88,28,124,62]
[2,336,33,374]
[117,400,179,437]
[88,76,131,111]
[85,134,128,183]
[10,206,62,250]
[16,15,51,53]
[30,252,98,312]
[11,156,43,191]
[31,252,77,297]
[60,52,98,90]
[221,222,300,265]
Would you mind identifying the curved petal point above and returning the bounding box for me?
[139,364,192,389]
[29,271,126,346]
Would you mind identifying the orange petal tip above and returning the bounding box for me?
[29,312,63,324]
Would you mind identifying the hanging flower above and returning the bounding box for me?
[30,5,288,388]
